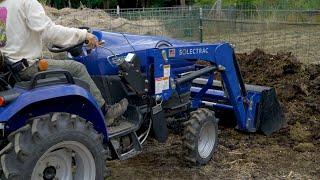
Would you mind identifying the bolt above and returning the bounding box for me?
[170,78,176,89]
[249,101,253,110]
[218,65,226,71]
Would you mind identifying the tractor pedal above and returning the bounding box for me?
[110,132,142,160]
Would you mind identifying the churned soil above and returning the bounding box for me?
[237,49,320,145]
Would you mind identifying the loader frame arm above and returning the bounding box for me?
[146,43,258,132]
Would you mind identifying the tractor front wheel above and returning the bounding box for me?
[183,108,218,165]
[0,113,107,180]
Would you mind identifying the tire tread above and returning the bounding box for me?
[0,113,107,180]
[183,108,218,166]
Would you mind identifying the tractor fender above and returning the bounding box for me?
[0,84,108,141]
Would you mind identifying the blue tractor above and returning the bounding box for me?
[0,29,284,180]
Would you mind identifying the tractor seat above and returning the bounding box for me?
[1,57,90,90]
[15,69,89,90]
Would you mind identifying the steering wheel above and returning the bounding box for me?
[47,27,90,53]
[47,41,86,53]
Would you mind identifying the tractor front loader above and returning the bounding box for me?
[0,29,284,180]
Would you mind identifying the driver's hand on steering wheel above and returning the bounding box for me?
[86,33,104,49]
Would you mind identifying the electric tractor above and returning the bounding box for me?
[0,29,284,180]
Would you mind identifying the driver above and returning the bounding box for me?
[0,0,128,123]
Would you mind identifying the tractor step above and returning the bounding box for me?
[108,120,138,139]
[110,132,142,160]
[107,106,144,160]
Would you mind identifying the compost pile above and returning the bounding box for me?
[44,6,166,35]
[237,49,320,146]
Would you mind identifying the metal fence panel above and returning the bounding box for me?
[56,6,320,63]
[105,7,201,41]
[203,8,320,63]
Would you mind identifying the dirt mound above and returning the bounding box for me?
[44,6,167,35]
[237,49,320,145]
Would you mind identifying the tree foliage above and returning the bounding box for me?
[195,0,320,9]
[40,0,320,9]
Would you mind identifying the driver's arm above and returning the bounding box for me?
[23,0,87,47]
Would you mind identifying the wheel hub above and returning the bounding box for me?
[31,141,96,180]
[198,121,216,159]
[43,166,56,180]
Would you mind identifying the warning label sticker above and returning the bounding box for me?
[155,78,164,94]
[163,65,170,77]
[169,49,176,58]
[155,77,170,94]
[162,77,169,90]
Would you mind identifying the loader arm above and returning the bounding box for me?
[146,42,284,134]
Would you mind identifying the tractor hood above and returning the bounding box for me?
[73,30,209,75]
[97,31,200,55]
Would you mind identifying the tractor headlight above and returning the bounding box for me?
[125,53,136,63]
[109,56,124,66]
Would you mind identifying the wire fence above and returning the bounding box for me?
[57,6,320,64]
[202,7,320,63]
[104,7,201,41]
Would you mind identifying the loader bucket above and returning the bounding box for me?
[249,85,285,135]
[192,78,284,135]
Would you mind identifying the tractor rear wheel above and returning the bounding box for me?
[183,108,218,165]
[0,113,107,180]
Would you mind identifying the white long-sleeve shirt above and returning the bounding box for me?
[0,0,87,62]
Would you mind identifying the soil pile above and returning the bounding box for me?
[44,6,167,35]
[237,49,320,145]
